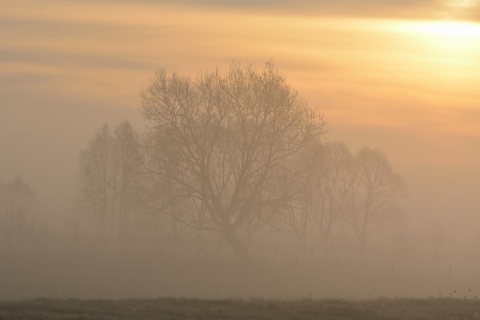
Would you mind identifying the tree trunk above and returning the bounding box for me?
[222,228,253,265]
[321,232,330,264]
[359,233,367,259]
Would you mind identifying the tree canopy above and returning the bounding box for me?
[140,62,327,262]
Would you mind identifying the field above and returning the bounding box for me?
[0,298,479,320]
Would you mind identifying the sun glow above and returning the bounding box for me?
[448,0,476,7]
[392,20,480,38]
[385,19,480,88]
[415,20,480,37]
[390,20,480,56]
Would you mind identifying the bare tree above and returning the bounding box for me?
[314,141,355,259]
[111,121,145,237]
[347,147,406,256]
[78,124,111,237]
[77,121,144,245]
[282,141,321,248]
[140,62,327,263]
[0,177,35,252]
[282,141,353,261]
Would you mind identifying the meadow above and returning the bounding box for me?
[0,298,479,320]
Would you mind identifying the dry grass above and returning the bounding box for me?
[0,298,479,319]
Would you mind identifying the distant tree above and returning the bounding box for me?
[140,62,327,263]
[78,124,110,236]
[283,141,354,260]
[77,121,143,242]
[282,140,321,248]
[314,142,354,259]
[0,177,34,207]
[347,147,406,256]
[110,121,145,236]
[0,177,35,252]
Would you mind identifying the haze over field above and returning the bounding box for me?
[0,0,479,300]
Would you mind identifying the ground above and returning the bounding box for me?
[0,298,479,319]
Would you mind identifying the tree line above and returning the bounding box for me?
[76,62,406,263]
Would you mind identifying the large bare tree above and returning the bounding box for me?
[140,62,327,262]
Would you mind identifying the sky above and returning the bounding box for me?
[1,0,479,231]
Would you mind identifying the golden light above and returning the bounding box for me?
[389,19,480,56]
[448,0,476,7]
[415,20,480,37]
[416,20,480,57]
[385,19,480,91]
[391,19,480,38]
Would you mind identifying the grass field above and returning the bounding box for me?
[0,298,479,319]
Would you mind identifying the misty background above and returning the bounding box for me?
[1,0,479,300]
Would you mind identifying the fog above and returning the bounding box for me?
[1,64,479,302]
[1,1,480,302]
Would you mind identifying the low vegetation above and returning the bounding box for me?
[0,298,479,320]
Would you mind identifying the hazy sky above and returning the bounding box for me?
[1,0,479,228]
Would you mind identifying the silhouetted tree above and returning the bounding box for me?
[111,121,145,237]
[347,147,405,256]
[78,121,143,244]
[0,177,35,252]
[0,177,34,206]
[141,62,327,263]
[314,142,354,259]
[283,141,354,261]
[79,124,110,236]
[282,140,321,248]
